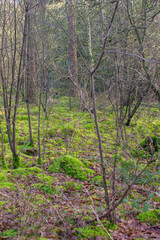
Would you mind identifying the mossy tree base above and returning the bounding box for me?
[12,154,20,169]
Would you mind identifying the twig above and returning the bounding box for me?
[86,159,154,223]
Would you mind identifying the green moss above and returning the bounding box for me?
[131,148,150,158]
[137,209,160,225]
[35,195,47,204]
[64,181,83,190]
[17,115,28,121]
[0,172,16,190]
[33,183,60,195]
[0,201,5,206]
[47,128,57,138]
[90,175,103,186]
[140,136,160,154]
[36,173,53,184]
[21,145,37,156]
[3,134,8,143]
[0,181,16,190]
[1,155,7,169]
[12,154,20,169]
[0,172,7,181]
[1,229,17,238]
[37,157,42,165]
[12,167,43,177]
[75,225,110,238]
[136,238,147,240]
[62,126,75,136]
[48,155,95,181]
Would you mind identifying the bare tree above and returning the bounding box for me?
[0,0,27,168]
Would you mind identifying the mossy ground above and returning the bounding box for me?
[0,97,160,239]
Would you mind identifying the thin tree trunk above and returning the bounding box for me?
[26,0,36,104]
[67,0,78,97]
[90,73,112,221]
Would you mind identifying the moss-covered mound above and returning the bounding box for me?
[140,136,160,154]
[48,155,95,181]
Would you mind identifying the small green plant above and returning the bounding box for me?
[22,144,37,156]
[1,156,7,169]
[33,183,60,195]
[90,175,103,186]
[117,158,136,183]
[75,225,111,239]
[137,209,160,225]
[37,157,42,165]
[1,229,17,238]
[12,167,43,177]
[64,181,83,190]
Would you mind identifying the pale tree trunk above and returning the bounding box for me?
[67,0,78,97]
[26,0,36,104]
[84,0,112,222]
[37,0,48,164]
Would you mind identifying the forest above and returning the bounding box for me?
[0,0,160,239]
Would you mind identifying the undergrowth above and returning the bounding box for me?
[0,97,160,239]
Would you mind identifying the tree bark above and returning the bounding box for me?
[26,0,36,104]
[67,0,78,97]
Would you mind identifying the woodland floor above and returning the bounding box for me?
[0,97,160,239]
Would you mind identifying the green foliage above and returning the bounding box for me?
[90,175,103,186]
[17,115,28,121]
[21,144,37,156]
[3,134,8,143]
[0,229,17,238]
[12,167,43,177]
[132,199,152,213]
[136,239,147,240]
[137,209,160,225]
[48,155,95,181]
[12,154,20,169]
[33,183,60,195]
[130,149,147,158]
[1,156,7,169]
[0,172,7,181]
[37,157,42,165]
[117,158,136,183]
[36,173,53,184]
[34,195,46,204]
[62,126,75,136]
[0,201,5,209]
[64,181,83,190]
[140,136,160,154]
[75,225,110,238]
[0,180,16,190]
[136,169,154,185]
